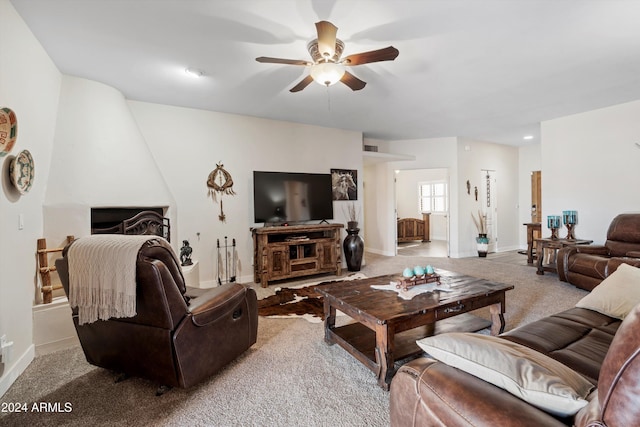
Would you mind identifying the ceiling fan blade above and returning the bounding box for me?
[315,21,338,59]
[256,57,311,66]
[289,75,314,92]
[342,46,399,66]
[340,71,366,91]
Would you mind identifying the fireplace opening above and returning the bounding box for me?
[91,207,170,241]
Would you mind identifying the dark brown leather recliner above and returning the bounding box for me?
[55,238,258,392]
[557,213,640,290]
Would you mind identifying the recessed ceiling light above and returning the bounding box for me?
[523,135,534,140]
[185,68,204,78]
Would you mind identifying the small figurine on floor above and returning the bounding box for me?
[180,240,193,266]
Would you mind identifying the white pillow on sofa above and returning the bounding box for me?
[575,263,640,319]
[416,332,594,417]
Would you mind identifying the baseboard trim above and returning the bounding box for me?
[366,247,395,256]
[459,251,479,258]
[0,344,35,398]
[35,336,79,356]
[200,273,255,289]
[496,245,520,252]
[197,279,217,289]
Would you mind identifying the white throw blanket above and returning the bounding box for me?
[68,235,161,325]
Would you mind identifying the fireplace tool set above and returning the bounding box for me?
[217,236,237,285]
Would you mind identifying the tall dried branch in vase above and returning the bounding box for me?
[472,210,487,235]
[343,202,360,229]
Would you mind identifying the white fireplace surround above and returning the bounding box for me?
[43,76,177,247]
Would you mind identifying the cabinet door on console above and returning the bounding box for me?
[267,245,290,279]
[318,241,336,270]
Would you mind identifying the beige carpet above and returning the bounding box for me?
[0,251,587,427]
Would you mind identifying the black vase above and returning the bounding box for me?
[343,227,364,271]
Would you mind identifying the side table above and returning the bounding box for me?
[536,238,592,275]
[523,223,542,264]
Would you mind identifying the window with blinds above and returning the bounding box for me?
[419,181,448,213]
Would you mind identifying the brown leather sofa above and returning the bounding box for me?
[390,303,640,426]
[56,238,258,392]
[557,213,640,290]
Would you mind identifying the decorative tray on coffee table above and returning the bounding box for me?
[396,274,441,291]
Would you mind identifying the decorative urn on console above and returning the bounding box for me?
[344,224,364,271]
[343,203,364,271]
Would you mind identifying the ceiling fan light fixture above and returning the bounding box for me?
[310,62,345,87]
[255,21,398,93]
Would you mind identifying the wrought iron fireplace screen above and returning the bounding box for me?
[91,208,170,242]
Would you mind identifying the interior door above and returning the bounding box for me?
[481,170,498,253]
[531,171,542,223]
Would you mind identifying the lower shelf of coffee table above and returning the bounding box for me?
[331,313,491,363]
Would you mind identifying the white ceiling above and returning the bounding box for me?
[10,0,640,146]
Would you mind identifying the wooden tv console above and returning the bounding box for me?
[252,223,344,288]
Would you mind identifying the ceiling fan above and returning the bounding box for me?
[256,21,399,92]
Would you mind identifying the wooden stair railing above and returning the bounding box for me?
[37,236,74,304]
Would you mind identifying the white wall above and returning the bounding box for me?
[383,137,460,254]
[457,138,520,256]
[541,100,640,243]
[372,136,530,254]
[363,161,396,256]
[395,168,449,240]
[0,0,62,396]
[374,137,519,258]
[362,138,383,152]
[129,101,363,286]
[43,76,177,251]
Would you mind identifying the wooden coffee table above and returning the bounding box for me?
[315,270,513,390]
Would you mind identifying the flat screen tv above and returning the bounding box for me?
[253,171,333,224]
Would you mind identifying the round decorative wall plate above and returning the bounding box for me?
[0,107,18,157]
[9,149,35,194]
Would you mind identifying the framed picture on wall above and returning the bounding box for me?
[331,168,357,200]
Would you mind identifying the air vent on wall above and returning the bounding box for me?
[364,145,378,152]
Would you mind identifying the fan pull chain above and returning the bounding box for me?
[326,85,332,111]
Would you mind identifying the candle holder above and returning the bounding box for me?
[562,210,578,239]
[547,215,562,239]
